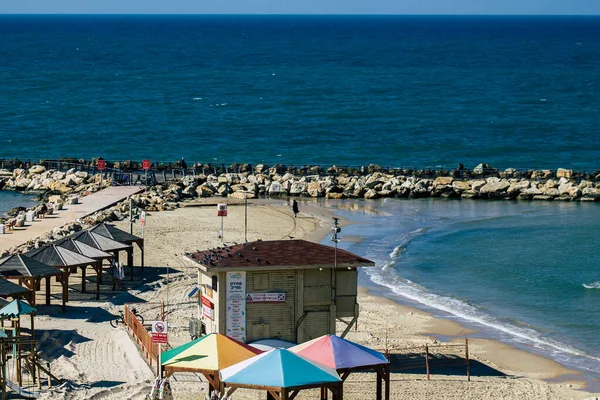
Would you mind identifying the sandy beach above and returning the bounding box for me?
[20,198,599,399]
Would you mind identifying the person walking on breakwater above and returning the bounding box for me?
[292,200,299,218]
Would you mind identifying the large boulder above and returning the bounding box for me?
[289,182,307,196]
[48,181,73,194]
[307,181,324,197]
[14,177,32,190]
[182,186,198,198]
[28,165,46,175]
[268,181,286,195]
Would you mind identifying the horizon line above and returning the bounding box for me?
[1,13,600,17]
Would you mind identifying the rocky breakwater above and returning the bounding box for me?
[0,165,105,195]
[0,165,109,229]
[158,165,600,203]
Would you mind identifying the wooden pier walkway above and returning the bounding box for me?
[0,186,143,254]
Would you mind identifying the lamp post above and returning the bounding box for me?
[331,217,341,305]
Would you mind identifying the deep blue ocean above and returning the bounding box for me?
[2,15,600,382]
[1,15,600,170]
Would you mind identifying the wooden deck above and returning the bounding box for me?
[0,186,143,254]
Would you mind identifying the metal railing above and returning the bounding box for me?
[2,158,598,184]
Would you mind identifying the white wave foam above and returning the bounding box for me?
[366,267,600,365]
[193,97,202,100]
[583,281,600,289]
[382,228,428,271]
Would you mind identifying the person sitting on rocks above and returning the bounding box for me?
[37,204,48,219]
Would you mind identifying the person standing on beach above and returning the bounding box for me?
[180,157,187,170]
[292,199,299,218]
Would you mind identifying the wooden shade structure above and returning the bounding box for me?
[290,335,390,400]
[71,230,134,281]
[220,349,344,400]
[27,245,97,305]
[89,223,144,278]
[55,236,114,297]
[0,299,38,388]
[0,279,31,303]
[0,254,65,309]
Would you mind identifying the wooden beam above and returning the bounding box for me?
[288,390,300,400]
[340,369,351,381]
[340,316,357,338]
[267,390,282,400]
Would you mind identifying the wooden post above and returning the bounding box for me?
[385,363,390,400]
[98,260,104,284]
[161,301,165,321]
[425,345,430,381]
[45,276,51,306]
[466,338,470,382]
[81,265,87,293]
[376,367,382,400]
[30,313,35,340]
[2,338,6,400]
[320,386,327,400]
[140,242,144,272]
[96,262,101,300]
[127,248,134,281]
[63,271,69,303]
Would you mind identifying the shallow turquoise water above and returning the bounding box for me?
[321,198,600,379]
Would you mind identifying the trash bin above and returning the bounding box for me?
[26,211,34,222]
[0,224,5,234]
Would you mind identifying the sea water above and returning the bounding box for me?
[321,198,600,383]
[0,190,38,217]
[1,15,600,170]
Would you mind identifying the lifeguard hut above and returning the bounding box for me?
[187,239,374,344]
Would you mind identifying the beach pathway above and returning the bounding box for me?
[0,186,143,253]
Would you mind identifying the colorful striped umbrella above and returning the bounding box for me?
[290,334,388,370]
[162,333,262,372]
[220,348,341,388]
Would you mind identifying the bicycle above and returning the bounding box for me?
[110,307,145,328]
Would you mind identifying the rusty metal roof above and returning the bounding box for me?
[187,240,374,271]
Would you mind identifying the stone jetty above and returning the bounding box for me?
[2,163,600,256]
